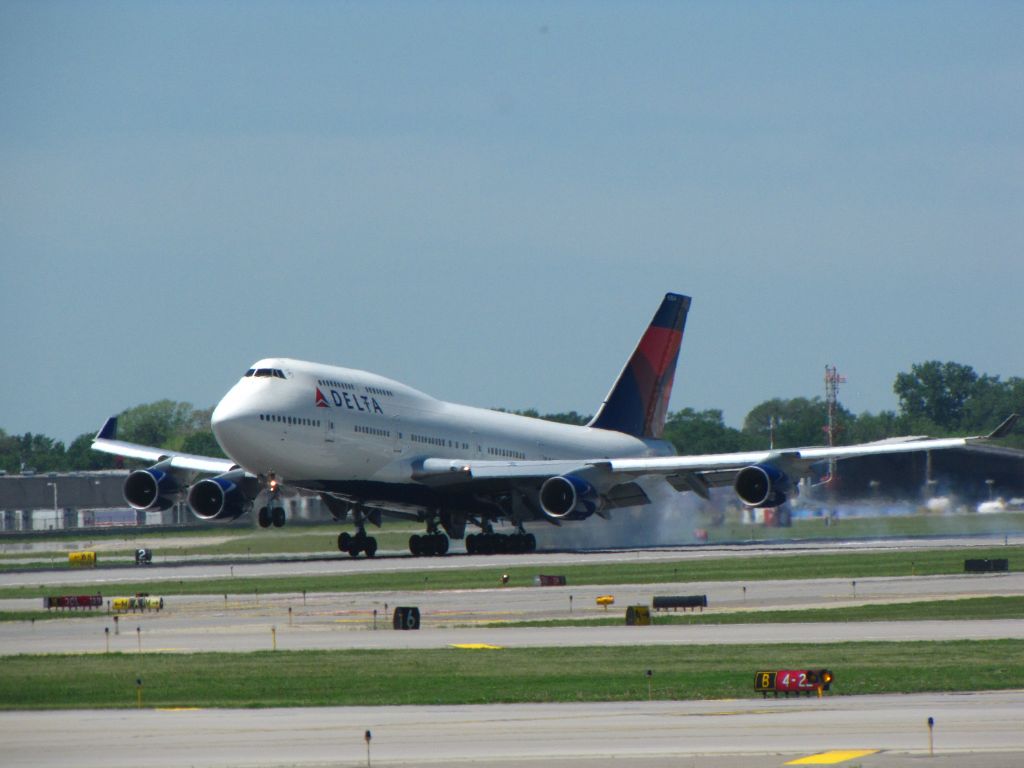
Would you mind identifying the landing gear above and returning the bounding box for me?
[465,531,536,555]
[409,533,449,557]
[338,529,377,558]
[257,505,286,528]
[257,475,286,528]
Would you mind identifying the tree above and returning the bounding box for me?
[893,361,979,432]
[118,400,197,447]
[663,408,749,455]
[742,397,848,449]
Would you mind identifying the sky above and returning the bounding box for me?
[2,1,1022,445]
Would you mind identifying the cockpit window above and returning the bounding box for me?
[244,369,255,377]
[253,368,286,378]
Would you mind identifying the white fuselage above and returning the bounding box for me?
[210,358,672,486]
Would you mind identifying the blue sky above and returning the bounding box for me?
[2,2,1022,444]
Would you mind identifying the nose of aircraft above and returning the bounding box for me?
[210,386,253,458]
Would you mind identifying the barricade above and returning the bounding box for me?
[652,595,708,612]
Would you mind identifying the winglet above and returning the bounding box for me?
[96,417,118,441]
[984,414,1018,440]
[589,293,690,439]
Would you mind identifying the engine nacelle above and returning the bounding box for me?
[734,464,792,507]
[123,461,181,511]
[539,474,600,521]
[188,470,252,521]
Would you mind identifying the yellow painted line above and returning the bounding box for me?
[450,643,504,650]
[157,707,202,712]
[785,750,879,765]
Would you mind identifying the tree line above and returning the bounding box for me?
[2,361,1021,475]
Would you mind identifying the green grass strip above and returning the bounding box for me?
[1,545,1019,600]
[483,596,1024,627]
[2,640,1022,709]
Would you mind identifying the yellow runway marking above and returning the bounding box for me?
[450,643,504,650]
[156,708,202,712]
[786,750,879,765]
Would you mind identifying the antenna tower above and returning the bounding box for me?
[824,365,847,484]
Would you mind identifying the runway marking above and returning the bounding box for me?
[785,750,879,765]
[156,707,201,712]
[450,643,503,650]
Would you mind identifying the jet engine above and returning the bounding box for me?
[123,460,181,511]
[734,464,792,507]
[187,470,254,521]
[539,474,600,521]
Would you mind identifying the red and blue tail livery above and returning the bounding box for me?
[589,293,690,439]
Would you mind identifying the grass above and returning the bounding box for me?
[707,510,1024,543]
[2,640,1022,709]
[1,545,1019,600]
[482,596,1024,627]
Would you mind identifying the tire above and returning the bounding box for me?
[258,507,271,528]
[409,535,422,557]
[272,507,286,527]
[465,534,477,555]
[436,535,449,556]
[338,532,352,552]
[365,538,378,558]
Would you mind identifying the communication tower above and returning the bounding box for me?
[824,365,846,484]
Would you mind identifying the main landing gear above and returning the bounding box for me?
[409,533,449,557]
[338,528,378,558]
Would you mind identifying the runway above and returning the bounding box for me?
[3,539,1022,766]
[3,692,1023,767]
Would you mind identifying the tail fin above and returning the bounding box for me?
[588,293,690,439]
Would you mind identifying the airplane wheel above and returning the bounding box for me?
[338,532,352,552]
[436,534,449,555]
[524,533,537,553]
[258,507,271,528]
[409,534,422,557]
[365,538,378,558]
[271,507,286,527]
[465,534,477,555]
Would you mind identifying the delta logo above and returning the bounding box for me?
[315,388,330,408]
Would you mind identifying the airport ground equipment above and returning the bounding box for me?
[393,606,420,630]
[626,605,651,625]
[755,669,833,697]
[652,595,707,612]
[964,558,1009,573]
[43,594,103,610]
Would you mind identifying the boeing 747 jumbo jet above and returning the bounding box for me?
[93,293,1016,557]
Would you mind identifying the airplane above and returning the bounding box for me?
[92,293,1018,557]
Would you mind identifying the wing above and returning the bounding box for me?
[413,415,1018,515]
[91,417,237,474]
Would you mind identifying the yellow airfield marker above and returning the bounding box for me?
[785,750,879,765]
[450,643,504,650]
